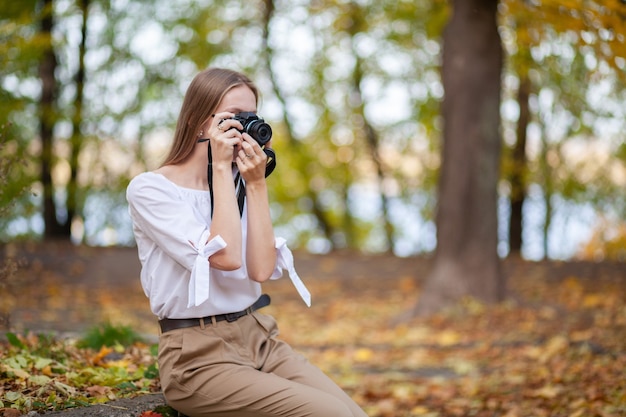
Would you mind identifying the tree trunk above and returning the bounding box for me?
[508,75,530,256]
[66,0,90,242]
[38,0,65,239]
[415,0,504,315]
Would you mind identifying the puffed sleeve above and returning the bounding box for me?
[271,237,311,307]
[127,173,227,306]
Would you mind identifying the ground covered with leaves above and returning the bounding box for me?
[1,245,625,416]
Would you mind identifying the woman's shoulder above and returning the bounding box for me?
[129,171,170,187]
[127,171,178,199]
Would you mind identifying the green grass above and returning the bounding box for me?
[77,322,144,350]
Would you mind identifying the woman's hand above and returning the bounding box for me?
[210,112,243,167]
[236,133,268,184]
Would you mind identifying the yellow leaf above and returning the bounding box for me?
[437,330,461,346]
[391,384,413,401]
[539,335,568,362]
[582,294,603,308]
[91,346,114,366]
[105,359,131,369]
[411,405,432,415]
[531,384,562,398]
[41,365,54,376]
[353,348,373,363]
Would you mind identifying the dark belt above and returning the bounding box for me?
[159,294,271,333]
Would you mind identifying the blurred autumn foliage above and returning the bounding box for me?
[578,218,626,261]
[1,246,625,416]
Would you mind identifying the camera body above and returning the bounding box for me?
[231,112,272,146]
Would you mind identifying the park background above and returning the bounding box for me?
[1,1,625,416]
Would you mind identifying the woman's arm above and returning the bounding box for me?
[237,135,277,282]
[244,179,277,282]
[208,162,243,271]
[206,113,245,271]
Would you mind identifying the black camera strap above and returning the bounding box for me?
[264,148,276,177]
[198,138,275,219]
[234,170,246,217]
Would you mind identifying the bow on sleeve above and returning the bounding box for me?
[275,237,312,307]
[187,231,227,307]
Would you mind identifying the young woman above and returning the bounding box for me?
[126,67,368,417]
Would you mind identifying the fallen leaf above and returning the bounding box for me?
[437,330,461,346]
[138,411,163,417]
[353,348,374,363]
[531,384,562,399]
[91,346,114,366]
[86,385,109,397]
[1,408,22,417]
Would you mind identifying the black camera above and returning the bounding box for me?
[232,112,272,146]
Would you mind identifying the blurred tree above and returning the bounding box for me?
[266,0,447,252]
[65,0,90,242]
[578,217,626,261]
[344,1,393,251]
[508,74,530,256]
[415,0,504,314]
[501,0,626,258]
[37,0,65,238]
[259,0,337,247]
[1,0,198,243]
[0,0,41,234]
[40,0,91,240]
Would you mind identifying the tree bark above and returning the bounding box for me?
[66,0,90,242]
[508,75,530,256]
[38,0,65,239]
[415,0,504,315]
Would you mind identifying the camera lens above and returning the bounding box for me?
[247,120,272,146]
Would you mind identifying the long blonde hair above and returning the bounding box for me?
[161,68,259,166]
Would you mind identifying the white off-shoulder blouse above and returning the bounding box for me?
[126,171,310,320]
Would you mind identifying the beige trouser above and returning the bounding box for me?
[158,312,368,417]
